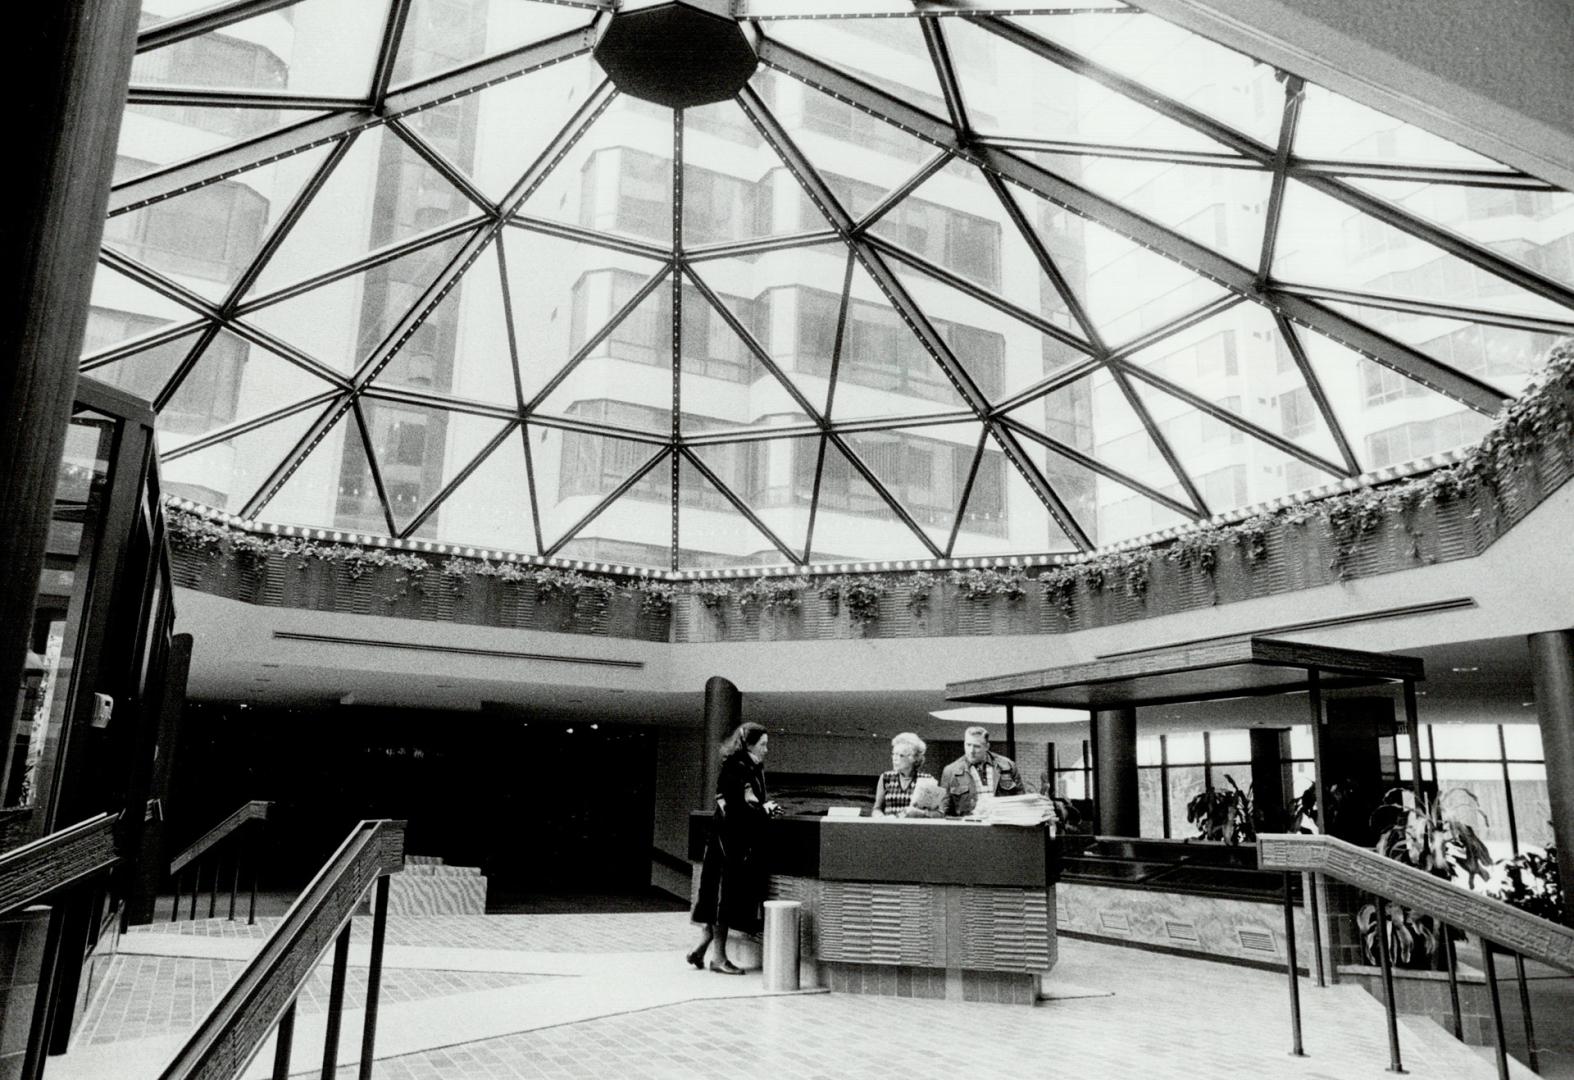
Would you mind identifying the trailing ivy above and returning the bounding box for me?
[947,567,1027,602]
[737,577,809,614]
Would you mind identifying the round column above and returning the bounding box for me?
[1093,707,1139,837]
[1528,630,1574,926]
[700,676,742,809]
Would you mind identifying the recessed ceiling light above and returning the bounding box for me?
[1450,666,1480,673]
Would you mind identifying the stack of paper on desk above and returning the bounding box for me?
[979,793,1057,826]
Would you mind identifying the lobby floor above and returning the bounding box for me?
[52,912,1546,1080]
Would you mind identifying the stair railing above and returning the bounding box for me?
[167,800,272,925]
[1261,832,1574,1080]
[0,813,120,1080]
[156,818,405,1080]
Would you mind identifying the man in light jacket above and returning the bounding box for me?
[940,725,1023,817]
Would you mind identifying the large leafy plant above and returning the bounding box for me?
[1491,839,1565,924]
[1185,775,1256,845]
[1357,787,1493,968]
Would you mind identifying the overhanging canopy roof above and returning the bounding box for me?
[945,636,1424,709]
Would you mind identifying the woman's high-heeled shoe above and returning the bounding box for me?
[685,946,707,969]
[708,959,745,975]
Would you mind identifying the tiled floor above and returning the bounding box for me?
[77,912,1541,1080]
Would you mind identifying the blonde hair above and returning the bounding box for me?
[891,732,927,769]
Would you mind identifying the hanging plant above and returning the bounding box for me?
[691,582,736,617]
[906,571,938,618]
[1165,530,1219,578]
[1039,567,1078,617]
[737,577,808,614]
[639,582,677,617]
[820,576,890,626]
[947,567,1027,602]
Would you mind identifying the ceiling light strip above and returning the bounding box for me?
[269,631,644,669]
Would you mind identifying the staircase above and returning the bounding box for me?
[384,854,488,916]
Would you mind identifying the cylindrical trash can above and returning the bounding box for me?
[762,900,801,991]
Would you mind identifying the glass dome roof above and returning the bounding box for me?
[90,0,1574,570]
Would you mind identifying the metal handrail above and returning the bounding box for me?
[1259,833,1574,973]
[156,818,405,1080]
[169,801,272,875]
[1260,831,1573,1079]
[0,813,118,917]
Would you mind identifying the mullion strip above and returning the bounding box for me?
[754,41,956,151]
[975,137,1255,169]
[221,135,359,310]
[359,387,515,422]
[157,392,339,463]
[152,325,223,412]
[388,119,498,217]
[524,265,675,413]
[1106,294,1244,363]
[921,19,971,136]
[988,424,1093,551]
[683,229,842,262]
[973,16,1272,163]
[855,150,953,236]
[826,431,945,559]
[989,357,1105,418]
[350,399,400,537]
[1272,281,1574,337]
[493,236,527,413]
[224,322,352,389]
[545,448,670,557]
[98,249,221,320]
[526,414,672,445]
[821,253,856,424]
[125,88,365,111]
[1256,76,1305,287]
[945,427,991,557]
[80,320,208,370]
[400,420,519,538]
[998,416,1200,520]
[1288,159,1551,189]
[521,423,545,555]
[233,217,483,316]
[368,0,415,112]
[509,215,673,261]
[1115,360,1352,478]
[380,29,598,116]
[672,109,684,572]
[239,398,353,518]
[679,447,800,566]
[983,170,1103,348]
[137,0,303,52]
[1275,314,1361,476]
[869,234,1091,352]
[802,434,829,563]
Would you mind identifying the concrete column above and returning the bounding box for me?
[1093,708,1138,837]
[1528,630,1574,926]
[1250,728,1293,832]
[0,3,139,816]
[700,676,741,809]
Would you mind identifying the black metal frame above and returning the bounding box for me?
[98,3,1572,568]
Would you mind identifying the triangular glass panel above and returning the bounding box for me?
[356,396,510,534]
[370,238,517,409]
[1008,12,1285,146]
[841,422,985,553]
[1032,425,1191,548]
[1295,327,1496,473]
[389,0,595,87]
[682,102,837,249]
[1020,152,1272,267]
[683,249,842,426]
[532,276,673,436]
[944,16,1237,154]
[830,258,984,423]
[518,93,674,247]
[155,330,339,454]
[1124,303,1345,464]
[1294,84,1501,169]
[82,264,204,357]
[871,157,1081,331]
[686,436,818,562]
[763,18,948,119]
[749,66,939,222]
[499,229,668,403]
[116,106,328,184]
[399,54,602,203]
[887,261,1091,407]
[808,438,933,563]
[1274,179,1574,322]
[1342,177,1574,292]
[80,330,204,405]
[1129,379,1344,513]
[248,127,481,298]
[162,401,327,514]
[137,0,238,29]
[241,231,473,376]
[677,455,791,568]
[130,0,391,100]
[419,425,537,551]
[1008,370,1192,502]
[952,438,1077,557]
[103,144,336,303]
[260,407,382,532]
[1319,299,1563,398]
[539,437,671,564]
[1019,194,1233,346]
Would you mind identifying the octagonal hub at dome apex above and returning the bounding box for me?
[593,0,759,109]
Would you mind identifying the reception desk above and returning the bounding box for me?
[688,813,1063,1004]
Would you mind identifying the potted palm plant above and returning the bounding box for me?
[1185,775,1256,845]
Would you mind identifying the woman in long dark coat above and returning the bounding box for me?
[688,721,779,974]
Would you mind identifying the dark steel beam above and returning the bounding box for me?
[922,19,971,137]
[399,420,520,538]
[507,215,673,261]
[136,0,301,53]
[1256,76,1305,287]
[544,447,670,556]
[359,386,516,422]
[493,236,527,412]
[125,88,367,111]
[520,423,545,554]
[389,120,496,216]
[1268,289,1513,413]
[98,248,220,319]
[755,38,957,151]
[944,427,991,556]
[1288,159,1551,189]
[678,447,800,565]
[524,264,674,413]
[975,136,1257,169]
[681,228,842,262]
[1106,294,1244,363]
[158,395,338,463]
[381,28,597,115]
[368,0,415,112]
[989,356,1106,418]
[79,320,208,369]
[854,150,953,236]
[223,321,351,389]
[998,415,1200,520]
[988,424,1094,551]
[1275,313,1361,476]
[825,431,946,559]
[1271,282,1574,337]
[526,413,672,446]
[351,398,400,536]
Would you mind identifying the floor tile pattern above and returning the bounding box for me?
[80,956,555,1045]
[127,912,693,952]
